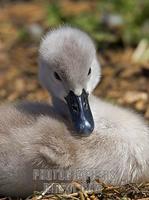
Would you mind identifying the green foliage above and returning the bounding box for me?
[45,0,149,46]
[46,2,62,26]
[18,28,29,42]
[69,13,98,33]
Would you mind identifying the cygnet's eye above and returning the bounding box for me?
[88,68,91,76]
[54,72,61,81]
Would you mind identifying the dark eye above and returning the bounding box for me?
[88,68,91,76]
[54,72,61,81]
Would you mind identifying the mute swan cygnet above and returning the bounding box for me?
[0,26,149,197]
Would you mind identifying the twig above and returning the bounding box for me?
[37,183,55,200]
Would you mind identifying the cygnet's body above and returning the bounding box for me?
[0,26,149,197]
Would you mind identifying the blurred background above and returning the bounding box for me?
[0,0,148,120]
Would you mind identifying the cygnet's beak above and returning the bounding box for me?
[65,89,94,136]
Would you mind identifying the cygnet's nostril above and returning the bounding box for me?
[72,104,78,112]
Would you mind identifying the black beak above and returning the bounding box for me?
[65,89,94,136]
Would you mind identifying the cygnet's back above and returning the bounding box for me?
[0,101,77,197]
[0,100,149,198]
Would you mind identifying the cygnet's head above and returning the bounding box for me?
[39,26,101,136]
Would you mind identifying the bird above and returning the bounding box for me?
[0,26,148,197]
